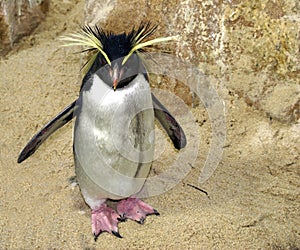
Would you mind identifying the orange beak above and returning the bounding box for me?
[113,79,118,90]
[111,64,124,91]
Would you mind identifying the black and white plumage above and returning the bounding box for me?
[18,23,186,240]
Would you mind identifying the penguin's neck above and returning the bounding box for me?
[80,73,149,117]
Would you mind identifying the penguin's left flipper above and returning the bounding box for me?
[152,93,187,149]
[17,100,78,163]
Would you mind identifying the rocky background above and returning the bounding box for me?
[0,0,50,55]
[1,0,299,249]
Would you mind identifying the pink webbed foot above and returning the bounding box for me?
[92,204,122,240]
[117,197,160,224]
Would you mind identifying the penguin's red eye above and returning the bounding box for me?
[100,56,109,66]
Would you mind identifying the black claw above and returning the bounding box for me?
[153,209,160,216]
[112,231,123,238]
[138,217,145,224]
[94,232,100,242]
[117,214,127,222]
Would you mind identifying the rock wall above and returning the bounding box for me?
[0,0,49,56]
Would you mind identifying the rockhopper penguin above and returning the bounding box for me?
[18,22,186,240]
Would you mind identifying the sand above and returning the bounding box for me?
[1,0,299,249]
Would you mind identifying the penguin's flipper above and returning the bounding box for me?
[17,100,78,163]
[152,93,186,149]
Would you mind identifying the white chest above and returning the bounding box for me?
[74,74,155,199]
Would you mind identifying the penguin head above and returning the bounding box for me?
[99,33,142,90]
[61,22,178,90]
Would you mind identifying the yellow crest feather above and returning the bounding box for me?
[60,26,111,72]
[60,23,179,75]
[122,35,179,65]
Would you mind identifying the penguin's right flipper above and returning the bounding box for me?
[152,93,187,150]
[17,100,78,163]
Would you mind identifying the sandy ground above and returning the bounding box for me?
[1,1,299,249]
